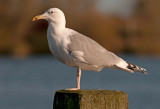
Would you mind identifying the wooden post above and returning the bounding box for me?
[53,90,128,109]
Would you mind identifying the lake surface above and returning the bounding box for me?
[0,55,159,109]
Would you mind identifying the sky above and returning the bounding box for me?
[97,0,138,17]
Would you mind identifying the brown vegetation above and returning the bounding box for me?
[0,0,160,57]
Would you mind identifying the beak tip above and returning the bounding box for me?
[32,16,38,21]
[32,15,45,21]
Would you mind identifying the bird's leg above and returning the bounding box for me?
[65,68,81,90]
[76,68,81,89]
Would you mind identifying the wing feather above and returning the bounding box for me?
[67,30,122,67]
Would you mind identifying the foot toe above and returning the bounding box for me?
[65,88,79,90]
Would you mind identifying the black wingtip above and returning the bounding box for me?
[127,62,147,74]
[141,70,148,75]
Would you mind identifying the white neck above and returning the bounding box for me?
[49,22,66,35]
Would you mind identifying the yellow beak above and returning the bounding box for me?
[32,15,46,21]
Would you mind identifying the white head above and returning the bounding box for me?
[33,8,66,29]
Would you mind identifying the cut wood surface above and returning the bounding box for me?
[53,90,128,109]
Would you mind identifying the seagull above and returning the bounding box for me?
[33,8,147,90]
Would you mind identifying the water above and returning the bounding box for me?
[0,55,159,109]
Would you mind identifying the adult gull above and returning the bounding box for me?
[33,8,147,90]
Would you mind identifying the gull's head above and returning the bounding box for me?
[33,8,66,27]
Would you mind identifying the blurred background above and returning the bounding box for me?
[1,0,160,56]
[0,0,160,109]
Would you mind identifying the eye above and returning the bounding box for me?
[50,11,53,14]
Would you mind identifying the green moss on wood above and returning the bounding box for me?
[53,90,128,109]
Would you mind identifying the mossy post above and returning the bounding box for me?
[53,90,128,109]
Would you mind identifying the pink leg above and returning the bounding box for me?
[77,68,81,89]
[65,68,81,90]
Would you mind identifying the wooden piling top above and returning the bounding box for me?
[53,89,128,109]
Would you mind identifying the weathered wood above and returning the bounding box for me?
[53,90,128,109]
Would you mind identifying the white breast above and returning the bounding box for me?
[47,26,71,63]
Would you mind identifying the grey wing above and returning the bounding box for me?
[67,30,122,68]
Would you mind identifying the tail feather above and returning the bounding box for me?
[127,62,147,74]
